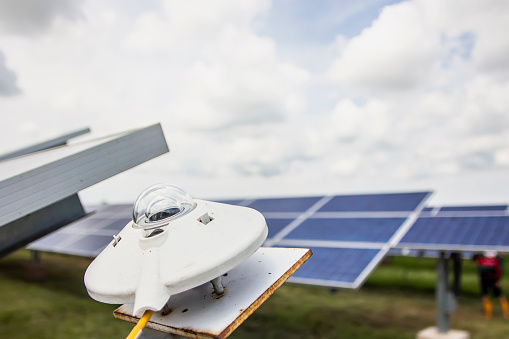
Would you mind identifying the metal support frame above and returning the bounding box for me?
[0,128,90,162]
[31,250,41,265]
[0,194,86,257]
[451,252,462,297]
[0,124,169,258]
[436,252,459,334]
[436,252,450,333]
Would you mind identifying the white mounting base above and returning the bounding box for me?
[114,247,312,339]
[417,327,470,339]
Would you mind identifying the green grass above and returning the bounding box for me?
[1,251,508,338]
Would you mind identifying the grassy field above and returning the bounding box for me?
[1,250,508,338]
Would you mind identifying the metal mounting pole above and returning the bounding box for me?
[31,250,40,266]
[451,252,462,297]
[436,252,449,333]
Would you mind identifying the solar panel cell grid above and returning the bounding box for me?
[64,217,111,230]
[265,218,293,239]
[64,235,112,253]
[284,218,407,243]
[290,247,380,284]
[247,197,322,212]
[27,233,70,249]
[27,191,434,289]
[318,192,429,212]
[399,216,509,248]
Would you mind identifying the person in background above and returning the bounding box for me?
[473,251,509,318]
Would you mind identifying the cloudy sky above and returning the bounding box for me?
[1,0,508,206]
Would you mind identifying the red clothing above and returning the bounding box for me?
[475,255,503,280]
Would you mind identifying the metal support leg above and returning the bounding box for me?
[31,250,40,265]
[211,276,225,295]
[451,252,462,297]
[436,252,449,333]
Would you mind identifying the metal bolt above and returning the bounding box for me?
[211,276,225,295]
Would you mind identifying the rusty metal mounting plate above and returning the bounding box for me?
[113,247,312,338]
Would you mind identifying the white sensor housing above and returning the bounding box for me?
[84,184,268,317]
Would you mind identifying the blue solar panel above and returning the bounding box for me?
[289,247,380,285]
[28,204,131,257]
[28,191,432,289]
[440,205,507,212]
[285,218,407,243]
[64,235,112,253]
[265,218,293,239]
[247,197,322,212]
[399,216,509,249]
[63,217,109,230]
[27,233,70,249]
[318,192,429,212]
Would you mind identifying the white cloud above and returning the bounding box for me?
[125,0,270,53]
[329,1,440,89]
[329,99,389,141]
[323,0,509,189]
[0,0,83,35]
[125,0,311,131]
[1,0,508,206]
[330,155,361,177]
[174,57,309,131]
[328,0,509,90]
[0,50,20,96]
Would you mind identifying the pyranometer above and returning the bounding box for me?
[84,183,268,337]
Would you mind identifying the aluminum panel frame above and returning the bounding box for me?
[0,124,168,228]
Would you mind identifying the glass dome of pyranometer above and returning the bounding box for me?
[132,184,196,229]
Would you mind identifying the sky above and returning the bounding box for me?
[0,0,508,206]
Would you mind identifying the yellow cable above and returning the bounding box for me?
[126,310,154,339]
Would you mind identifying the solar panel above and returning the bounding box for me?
[317,192,429,212]
[289,247,382,287]
[67,235,113,254]
[27,204,133,257]
[263,192,431,288]
[1,124,168,257]
[398,216,509,251]
[28,191,432,288]
[284,218,407,243]
[397,206,509,252]
[0,124,167,228]
[247,197,323,213]
[265,218,294,239]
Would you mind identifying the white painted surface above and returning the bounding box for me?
[417,327,470,339]
[114,247,312,338]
